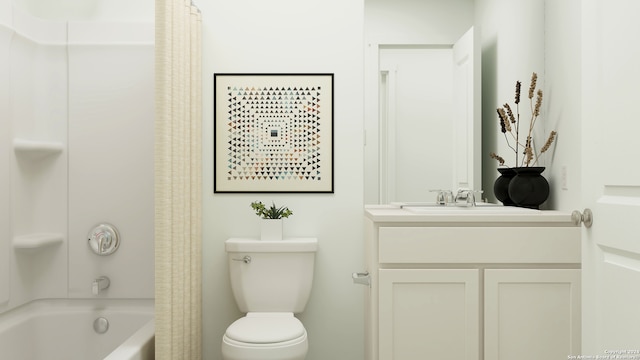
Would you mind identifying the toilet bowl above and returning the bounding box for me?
[222,238,317,360]
[221,313,308,360]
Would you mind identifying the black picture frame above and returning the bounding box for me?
[214,73,334,193]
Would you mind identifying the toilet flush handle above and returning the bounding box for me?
[232,255,251,264]
[352,271,370,287]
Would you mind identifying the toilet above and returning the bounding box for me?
[222,237,318,360]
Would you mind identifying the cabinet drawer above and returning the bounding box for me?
[379,227,580,264]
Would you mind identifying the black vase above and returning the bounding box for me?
[508,167,550,209]
[493,168,516,206]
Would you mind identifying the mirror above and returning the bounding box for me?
[364,0,481,204]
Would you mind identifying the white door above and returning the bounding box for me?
[581,0,640,355]
[378,46,455,203]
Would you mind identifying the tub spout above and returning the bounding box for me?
[92,276,110,295]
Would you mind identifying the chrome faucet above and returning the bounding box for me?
[454,188,483,207]
[429,189,454,205]
[92,276,110,295]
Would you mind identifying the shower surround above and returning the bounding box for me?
[0,0,154,319]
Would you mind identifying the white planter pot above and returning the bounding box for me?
[260,219,283,241]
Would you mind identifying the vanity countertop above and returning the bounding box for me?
[364,204,576,225]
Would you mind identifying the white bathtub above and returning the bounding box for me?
[0,299,154,360]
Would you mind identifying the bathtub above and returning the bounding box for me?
[0,298,154,360]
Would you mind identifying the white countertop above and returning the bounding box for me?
[364,204,577,225]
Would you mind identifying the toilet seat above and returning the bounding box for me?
[224,312,306,344]
[222,312,309,360]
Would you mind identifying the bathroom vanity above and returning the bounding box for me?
[363,205,581,360]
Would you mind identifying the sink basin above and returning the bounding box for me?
[401,203,538,214]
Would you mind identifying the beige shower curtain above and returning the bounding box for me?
[155,0,202,359]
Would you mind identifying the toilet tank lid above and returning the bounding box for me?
[225,238,317,253]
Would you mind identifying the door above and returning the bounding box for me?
[378,46,455,203]
[581,0,640,355]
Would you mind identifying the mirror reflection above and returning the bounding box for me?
[363,0,481,204]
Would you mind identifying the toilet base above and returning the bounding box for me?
[221,333,308,360]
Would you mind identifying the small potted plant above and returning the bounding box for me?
[251,201,293,241]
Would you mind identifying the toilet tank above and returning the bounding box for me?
[225,238,318,313]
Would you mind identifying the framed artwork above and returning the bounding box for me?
[214,73,334,193]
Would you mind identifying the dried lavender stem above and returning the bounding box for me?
[516,101,520,166]
[504,133,518,154]
[533,130,557,166]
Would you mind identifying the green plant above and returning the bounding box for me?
[250,201,293,219]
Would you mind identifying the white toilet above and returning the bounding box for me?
[222,237,318,360]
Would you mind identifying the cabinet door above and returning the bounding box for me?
[484,269,581,360]
[379,269,480,360]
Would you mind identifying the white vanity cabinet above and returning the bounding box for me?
[364,207,581,360]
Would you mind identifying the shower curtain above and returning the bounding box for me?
[155,0,202,359]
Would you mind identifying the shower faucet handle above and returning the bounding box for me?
[88,223,120,256]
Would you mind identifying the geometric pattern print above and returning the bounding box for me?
[226,85,323,181]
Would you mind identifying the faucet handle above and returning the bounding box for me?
[455,189,484,206]
[429,189,453,205]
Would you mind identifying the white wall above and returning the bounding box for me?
[200,1,365,359]
[13,0,154,21]
[0,0,154,314]
[543,0,582,211]
[365,0,474,44]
